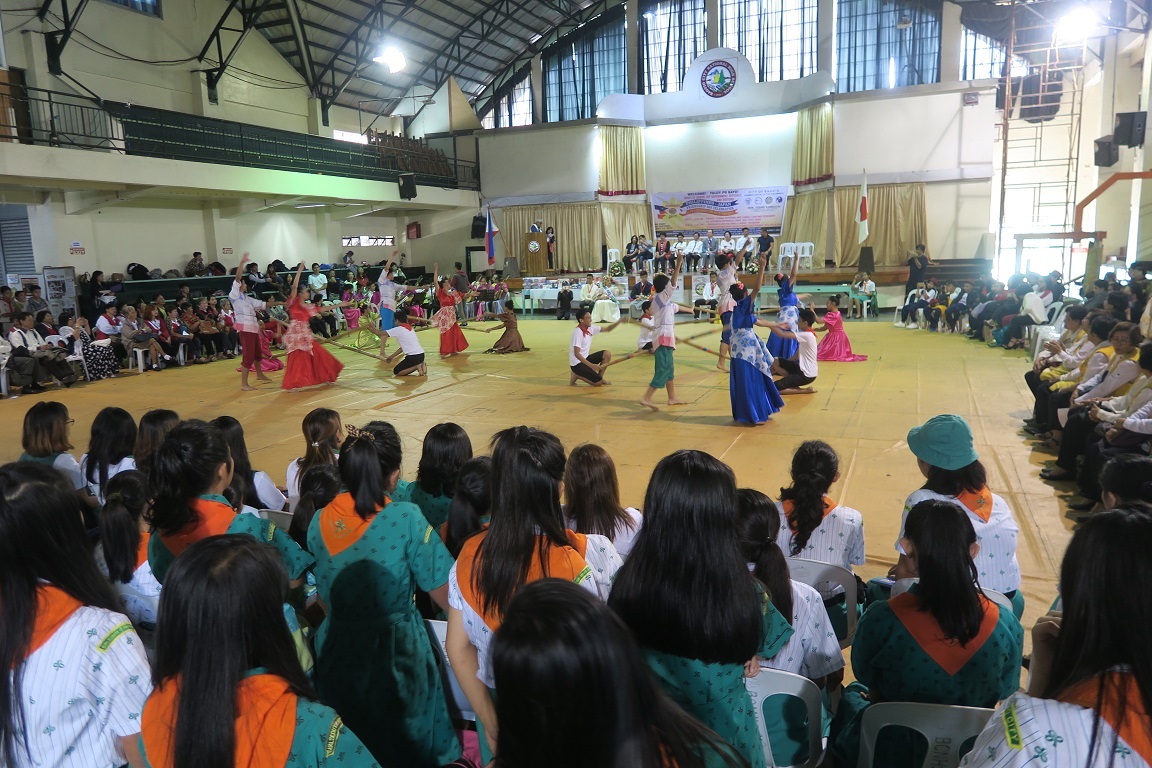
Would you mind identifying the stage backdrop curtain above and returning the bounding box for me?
[601,202,654,255]
[780,190,829,265]
[598,125,646,196]
[832,183,927,267]
[791,103,833,188]
[494,204,603,273]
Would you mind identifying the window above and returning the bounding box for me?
[720,0,817,82]
[480,71,535,128]
[101,0,161,17]
[640,0,706,93]
[837,0,940,93]
[481,112,496,129]
[342,236,395,247]
[543,10,627,121]
[332,129,368,144]
[961,28,1030,81]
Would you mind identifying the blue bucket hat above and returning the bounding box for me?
[907,414,979,471]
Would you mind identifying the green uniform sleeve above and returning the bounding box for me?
[399,501,454,592]
[391,479,413,503]
[147,533,175,584]
[848,602,890,689]
[996,606,1026,701]
[290,699,381,768]
[227,514,316,579]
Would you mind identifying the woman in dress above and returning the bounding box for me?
[120,304,170,371]
[482,300,529,353]
[816,295,867,362]
[431,262,469,357]
[726,257,785,426]
[715,253,738,371]
[67,314,119,380]
[377,251,399,335]
[282,263,345,391]
[767,255,802,360]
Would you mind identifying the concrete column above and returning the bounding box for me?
[530,54,544,122]
[626,0,641,93]
[307,98,325,136]
[940,2,963,82]
[816,0,835,77]
[1127,34,1152,261]
[705,0,719,49]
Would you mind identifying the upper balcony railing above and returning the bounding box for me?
[0,85,479,191]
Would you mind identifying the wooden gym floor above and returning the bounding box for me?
[0,315,1066,649]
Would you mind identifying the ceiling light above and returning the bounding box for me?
[1055,6,1103,42]
[373,45,406,74]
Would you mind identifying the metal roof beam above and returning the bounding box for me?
[197,0,279,102]
[283,0,318,92]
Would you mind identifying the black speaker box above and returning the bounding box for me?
[470,214,486,239]
[398,173,417,200]
[858,247,875,274]
[1094,136,1119,167]
[1115,111,1147,148]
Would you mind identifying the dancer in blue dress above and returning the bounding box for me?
[767,255,802,360]
[727,255,785,425]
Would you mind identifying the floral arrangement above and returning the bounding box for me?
[608,260,626,277]
[745,261,760,274]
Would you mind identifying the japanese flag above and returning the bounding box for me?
[856,172,869,245]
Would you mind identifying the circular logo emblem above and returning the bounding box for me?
[701,61,736,98]
[527,240,541,253]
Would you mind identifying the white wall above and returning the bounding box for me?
[644,114,795,192]
[479,124,599,200]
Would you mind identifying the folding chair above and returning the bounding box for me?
[787,558,858,648]
[778,243,798,273]
[260,508,294,532]
[746,668,825,768]
[796,242,815,271]
[858,702,993,768]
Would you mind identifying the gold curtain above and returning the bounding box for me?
[598,125,646,195]
[494,204,603,273]
[792,103,833,188]
[832,183,927,267]
[780,190,829,265]
[601,202,654,255]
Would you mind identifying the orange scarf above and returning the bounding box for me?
[1059,672,1152,766]
[22,586,84,664]
[158,497,235,558]
[889,591,999,675]
[317,491,390,557]
[955,487,994,523]
[141,673,298,768]
[456,530,591,631]
[136,532,151,571]
[782,496,837,533]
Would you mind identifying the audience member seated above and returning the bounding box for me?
[1026,316,1118,441]
[0,333,44,394]
[393,422,473,528]
[563,442,643,557]
[1024,305,1090,402]
[1002,283,1049,349]
[95,303,127,361]
[80,406,138,504]
[8,312,78,386]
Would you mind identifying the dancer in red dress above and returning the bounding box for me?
[282,263,346,391]
[431,261,469,357]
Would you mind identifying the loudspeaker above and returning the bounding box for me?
[1114,111,1146,148]
[1094,135,1119,167]
[470,214,486,239]
[398,173,417,200]
[858,247,875,274]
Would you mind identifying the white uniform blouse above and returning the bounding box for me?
[759,580,845,680]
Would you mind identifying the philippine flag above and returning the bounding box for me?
[485,206,499,266]
[856,172,869,245]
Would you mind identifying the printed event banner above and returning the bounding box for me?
[651,187,788,236]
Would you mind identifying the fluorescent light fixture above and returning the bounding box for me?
[1056,5,1103,42]
[887,57,896,88]
[373,45,406,74]
[295,203,326,209]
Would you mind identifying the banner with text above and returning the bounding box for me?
[651,187,788,236]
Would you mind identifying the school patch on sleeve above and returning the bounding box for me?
[424,526,434,544]
[1001,703,1024,750]
[573,566,592,585]
[324,716,343,757]
[98,623,134,652]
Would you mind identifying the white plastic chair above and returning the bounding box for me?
[261,508,294,531]
[778,242,797,272]
[746,669,825,768]
[425,619,477,722]
[787,558,858,648]
[796,242,815,271]
[607,248,621,265]
[858,702,994,768]
[1029,303,1066,360]
[131,348,150,372]
[889,578,1014,612]
[1,357,9,397]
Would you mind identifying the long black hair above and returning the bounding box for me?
[84,407,138,494]
[147,420,232,537]
[1041,506,1152,768]
[445,456,492,558]
[902,500,984,644]
[209,416,260,509]
[921,458,987,496]
[563,443,635,541]
[737,488,793,624]
[608,450,763,663]
[337,421,403,519]
[152,535,314,768]
[290,464,342,549]
[134,408,179,478]
[415,422,473,498]
[1099,455,1152,504]
[0,463,120,767]
[473,426,570,619]
[778,440,838,555]
[493,579,748,768]
[100,470,151,584]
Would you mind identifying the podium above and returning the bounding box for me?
[524,232,548,275]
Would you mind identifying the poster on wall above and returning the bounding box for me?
[651,187,788,236]
[42,267,78,319]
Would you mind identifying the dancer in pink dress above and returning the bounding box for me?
[281,263,346,391]
[816,295,868,362]
[430,261,469,357]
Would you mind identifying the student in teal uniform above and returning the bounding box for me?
[139,535,379,768]
[308,421,461,767]
[831,499,1024,768]
[608,450,795,768]
[494,579,748,768]
[392,422,473,528]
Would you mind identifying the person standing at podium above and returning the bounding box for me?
[546,226,556,271]
[530,219,543,233]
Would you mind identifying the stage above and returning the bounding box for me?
[0,316,1065,660]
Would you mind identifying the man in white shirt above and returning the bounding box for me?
[694,271,721,319]
[579,274,599,311]
[684,233,703,272]
[570,309,625,386]
[770,308,818,394]
[733,227,753,269]
[8,311,77,386]
[307,263,329,300]
[0,335,46,393]
[381,308,428,376]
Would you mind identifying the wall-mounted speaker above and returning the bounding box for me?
[1114,111,1147,148]
[398,173,417,200]
[470,214,486,239]
[1094,136,1119,167]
